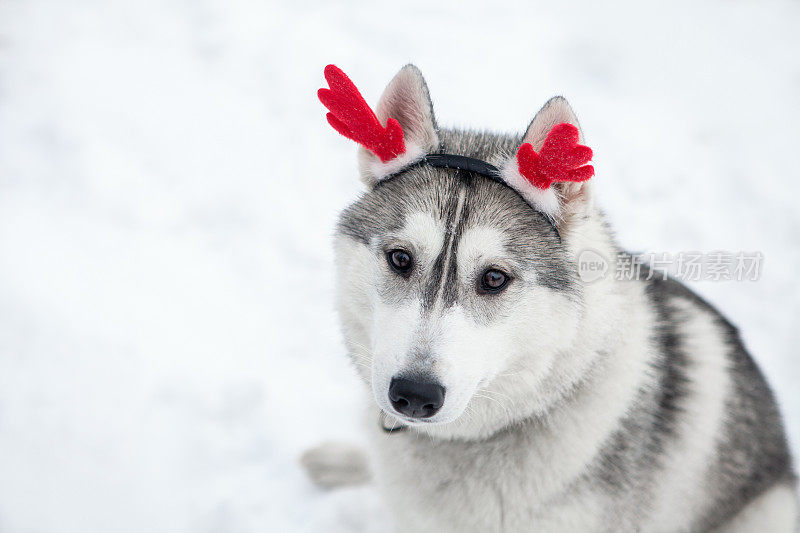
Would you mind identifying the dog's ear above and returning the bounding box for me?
[521,97,593,224]
[358,65,439,186]
[523,96,582,151]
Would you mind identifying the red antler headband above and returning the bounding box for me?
[318,65,406,163]
[318,64,594,219]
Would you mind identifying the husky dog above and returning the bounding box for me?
[302,65,797,532]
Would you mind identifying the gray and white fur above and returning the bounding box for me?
[302,65,798,532]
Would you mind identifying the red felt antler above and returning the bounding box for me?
[516,123,594,190]
[318,65,406,163]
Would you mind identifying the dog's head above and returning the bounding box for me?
[332,65,603,438]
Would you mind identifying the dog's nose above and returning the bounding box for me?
[388,377,445,419]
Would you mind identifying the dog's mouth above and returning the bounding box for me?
[379,403,467,429]
[378,410,409,432]
[382,408,434,424]
[378,409,438,432]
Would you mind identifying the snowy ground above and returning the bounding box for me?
[0,1,798,531]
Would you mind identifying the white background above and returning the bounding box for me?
[0,1,798,531]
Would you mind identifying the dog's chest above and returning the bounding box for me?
[371,427,615,532]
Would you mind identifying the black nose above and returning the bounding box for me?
[388,377,445,419]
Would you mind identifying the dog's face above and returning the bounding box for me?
[333,66,594,434]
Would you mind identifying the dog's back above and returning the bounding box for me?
[603,272,796,530]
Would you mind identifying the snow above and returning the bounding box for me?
[0,0,798,531]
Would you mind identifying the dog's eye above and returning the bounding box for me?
[480,269,510,293]
[387,249,413,275]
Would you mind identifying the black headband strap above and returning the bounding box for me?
[423,154,504,183]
